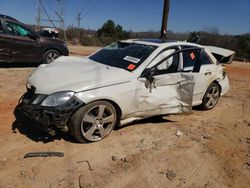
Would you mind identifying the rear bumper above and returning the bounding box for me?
[219,74,230,96]
[20,93,83,132]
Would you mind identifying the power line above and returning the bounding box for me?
[75,0,101,29]
[36,0,56,29]
[82,0,102,17]
[80,0,91,13]
[36,0,66,40]
[76,11,83,28]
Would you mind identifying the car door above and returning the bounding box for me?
[3,20,41,62]
[135,48,197,117]
[181,47,218,105]
[0,19,11,62]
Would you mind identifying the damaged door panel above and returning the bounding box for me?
[135,48,196,117]
[136,73,195,116]
[181,48,218,105]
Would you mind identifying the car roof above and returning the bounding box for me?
[121,38,203,48]
[0,14,18,21]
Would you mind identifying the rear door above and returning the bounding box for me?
[3,20,41,62]
[181,46,217,105]
[0,19,11,62]
[135,48,196,117]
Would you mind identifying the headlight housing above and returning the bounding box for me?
[41,91,75,107]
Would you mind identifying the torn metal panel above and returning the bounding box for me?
[218,74,230,96]
[135,73,195,117]
[205,46,235,64]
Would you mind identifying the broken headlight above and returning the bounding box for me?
[41,91,75,107]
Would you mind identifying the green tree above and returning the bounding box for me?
[96,20,128,44]
[97,20,116,38]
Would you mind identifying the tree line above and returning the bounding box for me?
[62,20,250,62]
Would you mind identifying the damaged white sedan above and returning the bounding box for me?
[21,39,235,142]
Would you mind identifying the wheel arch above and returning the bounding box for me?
[213,79,222,94]
[73,98,123,125]
[201,80,222,100]
[102,99,122,123]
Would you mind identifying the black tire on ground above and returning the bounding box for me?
[43,49,60,63]
[201,82,221,110]
[68,100,117,143]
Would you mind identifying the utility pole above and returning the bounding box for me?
[36,0,66,40]
[160,0,170,39]
[76,11,83,28]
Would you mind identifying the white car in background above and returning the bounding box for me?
[21,39,235,142]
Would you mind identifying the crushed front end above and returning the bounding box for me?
[20,85,83,134]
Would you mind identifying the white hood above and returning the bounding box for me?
[28,56,133,94]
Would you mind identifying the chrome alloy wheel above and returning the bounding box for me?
[80,104,116,141]
[46,51,59,63]
[205,85,220,109]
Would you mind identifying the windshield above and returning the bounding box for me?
[89,42,157,71]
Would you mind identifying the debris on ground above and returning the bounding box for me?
[246,138,250,144]
[202,133,212,140]
[243,163,250,170]
[24,152,64,158]
[112,156,128,162]
[76,160,93,171]
[112,156,118,161]
[0,158,7,162]
[176,130,184,137]
[121,157,127,162]
[166,170,176,180]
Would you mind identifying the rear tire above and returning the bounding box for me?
[201,83,221,110]
[43,49,60,63]
[68,101,117,143]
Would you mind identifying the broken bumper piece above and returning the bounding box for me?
[20,92,83,132]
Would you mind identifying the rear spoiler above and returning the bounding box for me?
[205,46,236,64]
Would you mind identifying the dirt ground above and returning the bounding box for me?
[0,46,249,188]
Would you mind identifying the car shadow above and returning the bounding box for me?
[115,115,175,130]
[0,62,40,68]
[12,103,77,144]
[13,102,175,143]
[192,106,204,111]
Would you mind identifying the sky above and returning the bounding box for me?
[0,0,249,35]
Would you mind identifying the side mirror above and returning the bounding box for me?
[141,68,156,83]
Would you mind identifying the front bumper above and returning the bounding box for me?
[20,91,83,132]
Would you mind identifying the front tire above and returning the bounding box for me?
[201,83,221,110]
[43,49,60,63]
[68,101,117,143]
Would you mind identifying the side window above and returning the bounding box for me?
[154,49,179,75]
[5,21,31,37]
[182,50,200,68]
[0,20,4,33]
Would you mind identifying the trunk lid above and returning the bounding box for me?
[205,46,235,64]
